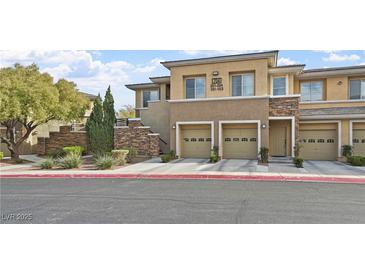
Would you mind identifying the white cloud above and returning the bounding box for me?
[277,57,298,66]
[182,50,262,56]
[322,52,360,62]
[0,51,165,109]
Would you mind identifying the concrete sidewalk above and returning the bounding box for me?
[1,157,364,184]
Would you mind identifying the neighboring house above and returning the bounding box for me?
[0,92,96,157]
[126,51,365,160]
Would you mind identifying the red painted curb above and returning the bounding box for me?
[1,173,365,184]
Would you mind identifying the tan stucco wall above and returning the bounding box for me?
[170,59,269,100]
[169,98,270,154]
[140,100,170,153]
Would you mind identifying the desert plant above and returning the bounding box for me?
[259,147,269,163]
[161,154,171,163]
[122,147,137,162]
[209,146,219,163]
[342,145,353,158]
[347,156,365,166]
[95,155,114,170]
[0,151,3,160]
[293,157,304,168]
[57,152,82,169]
[47,149,66,159]
[63,146,84,156]
[169,150,177,160]
[40,157,55,169]
[294,143,302,158]
[111,149,129,165]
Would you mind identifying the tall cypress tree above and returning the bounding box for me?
[103,86,116,152]
[86,94,106,155]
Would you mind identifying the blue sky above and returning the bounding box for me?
[1,50,364,110]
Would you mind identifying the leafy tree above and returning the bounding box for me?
[103,86,116,152]
[0,64,88,160]
[85,95,106,155]
[118,104,135,118]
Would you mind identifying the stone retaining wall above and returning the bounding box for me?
[37,126,88,155]
[114,126,160,157]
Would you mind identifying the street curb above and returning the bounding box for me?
[1,173,365,184]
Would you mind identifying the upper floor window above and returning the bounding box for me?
[300,81,323,101]
[232,73,254,96]
[272,76,287,96]
[349,79,365,100]
[185,77,205,99]
[142,90,159,108]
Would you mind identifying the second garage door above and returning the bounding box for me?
[299,128,338,160]
[352,122,365,156]
[181,126,211,158]
[222,125,257,159]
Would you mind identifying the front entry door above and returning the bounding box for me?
[270,127,286,156]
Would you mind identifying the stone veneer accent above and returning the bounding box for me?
[269,96,300,141]
[37,126,88,155]
[114,126,160,157]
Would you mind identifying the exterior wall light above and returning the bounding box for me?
[261,124,267,129]
[212,71,219,76]
[337,81,343,85]
[172,125,176,129]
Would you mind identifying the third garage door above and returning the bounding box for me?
[299,124,338,160]
[222,124,257,159]
[352,122,365,156]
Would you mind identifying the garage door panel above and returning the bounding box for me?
[299,129,337,160]
[223,128,257,159]
[181,128,211,158]
[353,129,365,156]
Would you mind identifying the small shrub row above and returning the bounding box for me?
[259,147,269,164]
[95,155,114,170]
[63,146,84,156]
[0,151,4,160]
[111,149,129,165]
[293,157,304,168]
[160,150,177,163]
[209,146,219,163]
[347,156,365,166]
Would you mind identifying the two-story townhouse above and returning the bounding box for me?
[126,51,365,161]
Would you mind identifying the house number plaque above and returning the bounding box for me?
[211,77,223,91]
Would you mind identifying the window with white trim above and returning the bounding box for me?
[142,90,159,108]
[185,77,205,99]
[349,79,365,100]
[300,81,323,101]
[231,73,254,96]
[272,76,287,96]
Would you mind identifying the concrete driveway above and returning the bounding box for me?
[118,158,365,176]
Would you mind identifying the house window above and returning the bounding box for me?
[185,77,205,99]
[232,73,254,96]
[272,77,287,96]
[300,81,323,101]
[349,80,365,100]
[142,90,159,108]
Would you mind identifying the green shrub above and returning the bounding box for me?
[293,157,304,168]
[342,145,353,158]
[47,149,66,159]
[95,155,114,170]
[209,146,219,163]
[259,147,269,163]
[0,151,3,160]
[111,149,129,165]
[161,154,171,163]
[57,152,82,169]
[15,158,24,164]
[122,147,137,162]
[63,146,84,156]
[169,150,176,159]
[347,156,365,166]
[40,158,55,169]
[294,143,302,158]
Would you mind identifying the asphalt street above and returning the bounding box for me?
[1,178,364,224]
